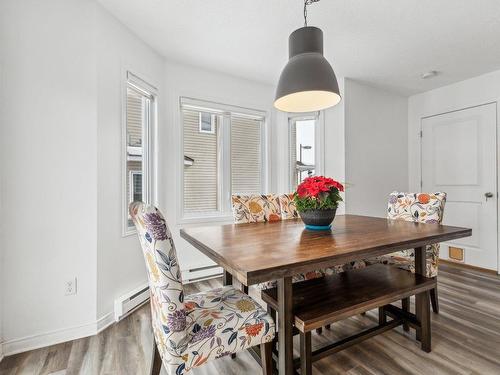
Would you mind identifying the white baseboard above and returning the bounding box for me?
[2,312,114,357]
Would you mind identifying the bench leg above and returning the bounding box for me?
[402,297,410,332]
[300,331,312,375]
[419,291,431,352]
[378,306,386,325]
[261,341,273,375]
[430,286,439,313]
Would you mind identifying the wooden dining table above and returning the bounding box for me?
[180,214,471,375]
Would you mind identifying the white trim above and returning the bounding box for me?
[2,313,114,357]
[181,96,266,119]
[122,70,157,236]
[287,112,323,191]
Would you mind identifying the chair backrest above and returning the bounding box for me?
[129,202,189,359]
[278,193,299,220]
[387,192,446,223]
[231,194,281,223]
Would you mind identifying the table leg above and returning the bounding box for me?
[223,270,233,286]
[277,277,293,375]
[414,246,426,343]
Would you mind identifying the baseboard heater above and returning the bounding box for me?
[182,265,223,284]
[114,283,150,321]
[114,266,223,321]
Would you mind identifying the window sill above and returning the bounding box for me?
[179,214,233,226]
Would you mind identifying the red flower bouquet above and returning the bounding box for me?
[294,176,344,230]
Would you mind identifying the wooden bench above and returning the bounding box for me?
[261,264,436,375]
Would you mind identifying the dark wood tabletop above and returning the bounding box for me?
[180,214,471,286]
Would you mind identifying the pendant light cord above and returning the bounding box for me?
[304,0,320,27]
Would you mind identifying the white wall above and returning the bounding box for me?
[95,3,166,320]
[324,79,347,214]
[0,0,349,356]
[344,79,408,217]
[408,69,500,192]
[0,0,98,354]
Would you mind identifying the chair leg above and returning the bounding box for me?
[260,341,273,375]
[300,331,312,375]
[151,339,162,375]
[267,306,278,354]
[430,286,439,313]
[315,327,323,335]
[402,297,410,332]
[240,282,249,294]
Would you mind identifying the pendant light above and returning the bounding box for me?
[274,0,341,113]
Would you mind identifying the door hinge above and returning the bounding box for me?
[420,180,423,188]
[419,130,423,138]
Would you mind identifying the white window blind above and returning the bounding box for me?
[231,115,262,194]
[183,109,219,213]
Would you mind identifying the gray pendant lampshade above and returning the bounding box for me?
[274,26,341,113]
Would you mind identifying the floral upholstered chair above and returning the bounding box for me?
[130,202,275,375]
[231,194,282,223]
[278,193,299,220]
[365,191,447,313]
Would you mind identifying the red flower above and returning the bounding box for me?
[296,176,344,198]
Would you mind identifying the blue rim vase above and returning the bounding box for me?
[298,208,337,231]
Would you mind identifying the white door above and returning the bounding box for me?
[421,103,498,271]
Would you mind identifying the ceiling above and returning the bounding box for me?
[97,0,500,96]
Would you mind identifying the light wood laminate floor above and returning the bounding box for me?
[1,263,500,375]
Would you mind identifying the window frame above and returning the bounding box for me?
[179,97,268,224]
[122,71,157,236]
[288,111,325,191]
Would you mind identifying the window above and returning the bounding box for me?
[181,98,266,219]
[129,171,143,203]
[199,112,216,134]
[124,73,156,233]
[289,114,319,190]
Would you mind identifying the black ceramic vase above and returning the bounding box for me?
[298,208,337,230]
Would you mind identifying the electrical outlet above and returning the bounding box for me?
[65,278,77,296]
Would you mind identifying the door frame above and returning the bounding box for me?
[419,100,500,274]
